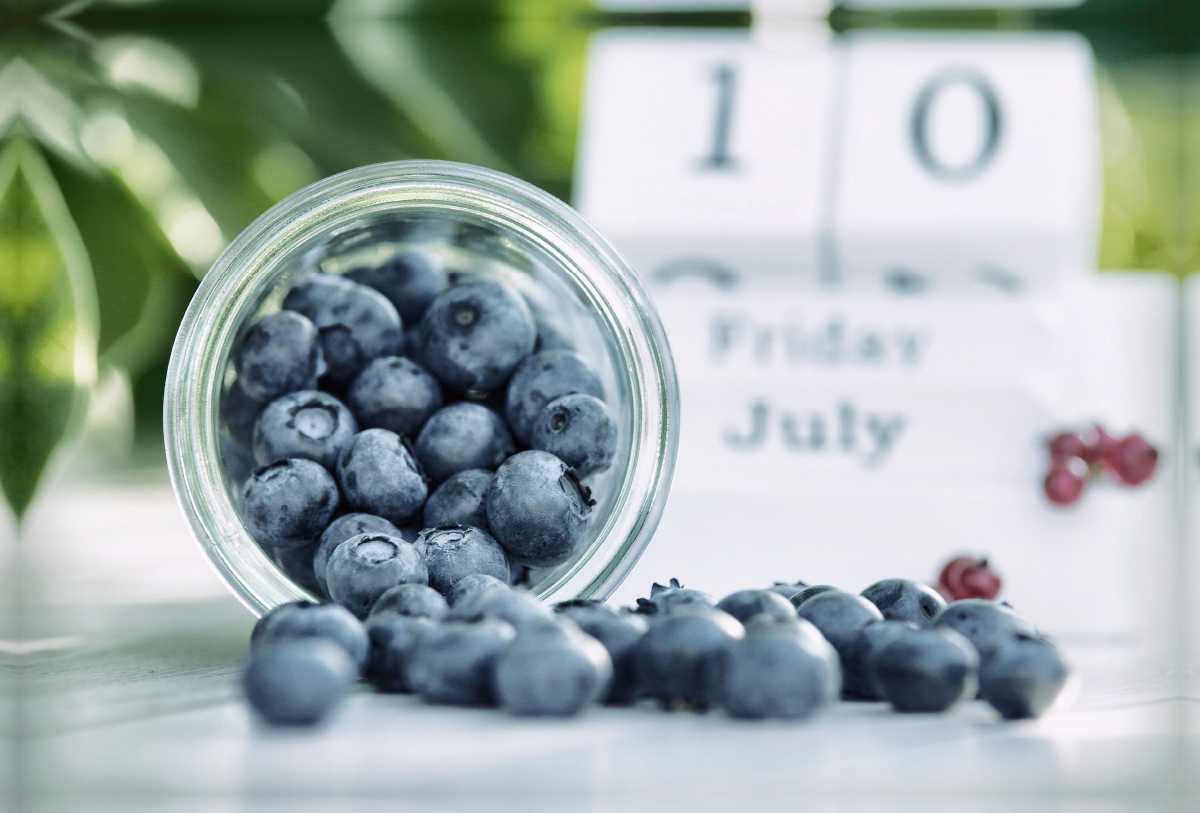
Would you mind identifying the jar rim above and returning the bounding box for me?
[164,160,679,616]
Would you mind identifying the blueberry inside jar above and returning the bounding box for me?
[167,162,678,615]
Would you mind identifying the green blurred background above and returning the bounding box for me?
[0,0,1196,520]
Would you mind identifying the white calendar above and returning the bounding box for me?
[575,28,1177,657]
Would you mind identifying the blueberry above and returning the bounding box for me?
[313,513,403,597]
[414,403,514,485]
[632,605,744,708]
[336,429,428,526]
[326,533,429,619]
[860,578,946,628]
[707,616,840,719]
[979,634,1068,719]
[243,638,356,726]
[416,525,510,597]
[270,542,321,594]
[934,599,1038,659]
[838,619,919,700]
[795,591,883,650]
[364,614,436,693]
[423,469,493,532]
[346,356,442,437]
[554,601,649,704]
[493,619,613,716]
[251,600,369,675]
[252,390,358,470]
[286,276,404,387]
[504,350,605,444]
[486,450,593,568]
[235,310,325,402]
[406,618,517,706]
[715,589,797,624]
[445,573,509,607]
[282,271,355,316]
[448,584,553,631]
[636,578,715,616]
[241,459,339,549]
[529,394,617,479]
[768,580,809,602]
[367,583,448,621]
[346,249,449,325]
[222,379,265,451]
[874,627,980,712]
[789,584,838,608]
[417,279,536,393]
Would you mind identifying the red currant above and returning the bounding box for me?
[1106,434,1158,486]
[1044,457,1087,506]
[937,556,1002,601]
[1047,432,1086,462]
[1079,425,1115,468]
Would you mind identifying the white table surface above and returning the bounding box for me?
[6,465,1196,811]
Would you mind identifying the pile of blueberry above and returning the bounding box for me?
[1043,424,1158,506]
[223,248,619,604]
[243,574,1068,726]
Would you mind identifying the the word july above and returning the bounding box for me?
[724,399,906,467]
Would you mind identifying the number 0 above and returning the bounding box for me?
[910,69,1002,183]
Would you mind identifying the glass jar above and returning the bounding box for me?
[164,161,679,617]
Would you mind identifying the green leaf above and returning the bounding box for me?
[0,137,98,518]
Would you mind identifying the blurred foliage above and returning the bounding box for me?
[0,0,1195,518]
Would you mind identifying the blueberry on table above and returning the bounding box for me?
[504,350,605,444]
[445,573,510,607]
[767,580,809,602]
[234,310,325,403]
[636,578,714,616]
[252,600,369,675]
[313,513,403,597]
[286,276,404,387]
[789,584,838,608]
[860,579,946,628]
[423,469,493,532]
[241,459,339,550]
[252,390,358,471]
[838,619,918,700]
[980,634,1068,719]
[632,605,744,709]
[795,591,884,651]
[448,584,553,631]
[368,583,449,621]
[554,601,649,705]
[364,614,436,693]
[417,525,510,597]
[269,542,321,594]
[715,589,798,624]
[406,618,517,706]
[326,533,429,619]
[874,627,980,713]
[530,394,617,479]
[346,249,449,325]
[493,619,613,716]
[416,279,536,393]
[414,403,514,485]
[933,599,1038,659]
[486,450,593,569]
[244,638,356,726]
[346,356,442,438]
[708,616,840,720]
[336,428,428,526]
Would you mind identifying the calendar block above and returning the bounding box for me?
[575,29,836,281]
[831,32,1099,293]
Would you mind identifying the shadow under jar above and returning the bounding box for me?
[165,161,679,616]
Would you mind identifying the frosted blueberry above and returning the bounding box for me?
[346,356,442,437]
[252,600,369,675]
[252,390,358,471]
[486,450,593,569]
[270,542,321,594]
[241,459,338,549]
[979,634,1068,719]
[636,578,715,616]
[795,590,883,651]
[504,350,604,444]
[336,428,428,526]
[934,599,1038,659]
[368,583,448,621]
[326,533,429,619]
[860,578,946,629]
[416,525,510,597]
[448,584,553,632]
[423,469,493,532]
[633,604,744,709]
[715,589,798,624]
[446,573,509,608]
[234,310,325,402]
[313,513,403,597]
[243,638,356,726]
[838,619,919,700]
[406,618,517,706]
[346,249,449,325]
[789,584,838,608]
[414,403,514,485]
[554,600,649,704]
[530,394,617,479]
[221,379,265,451]
[768,580,809,602]
[364,614,436,693]
[874,626,980,713]
[493,619,613,716]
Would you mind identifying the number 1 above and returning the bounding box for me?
[701,65,737,171]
